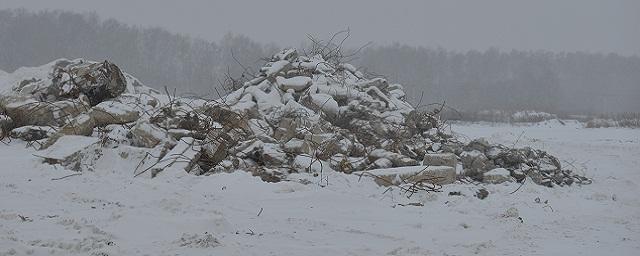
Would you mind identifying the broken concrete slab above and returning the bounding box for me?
[9,125,55,141]
[1,97,90,127]
[89,100,139,125]
[34,135,100,171]
[203,106,249,132]
[261,60,291,77]
[167,129,194,140]
[276,76,312,92]
[460,150,493,174]
[373,158,393,168]
[355,165,456,186]
[35,135,100,161]
[131,121,170,148]
[152,137,201,178]
[52,60,127,105]
[2,99,57,126]
[58,113,97,136]
[283,138,311,155]
[261,143,288,166]
[423,153,457,169]
[483,168,513,184]
[198,140,228,172]
[273,117,297,141]
[308,93,340,116]
[369,149,418,167]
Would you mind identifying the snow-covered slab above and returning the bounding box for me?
[8,125,56,141]
[276,76,312,92]
[130,121,169,148]
[354,165,456,186]
[90,100,140,125]
[261,60,290,77]
[309,93,339,115]
[153,137,200,178]
[423,153,457,168]
[33,135,100,161]
[483,167,513,184]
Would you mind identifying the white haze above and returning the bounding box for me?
[1,0,639,56]
[0,1,638,114]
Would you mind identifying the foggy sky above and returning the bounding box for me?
[1,0,639,56]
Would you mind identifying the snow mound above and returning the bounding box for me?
[0,58,156,97]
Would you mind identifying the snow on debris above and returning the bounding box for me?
[0,49,590,188]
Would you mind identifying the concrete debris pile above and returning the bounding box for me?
[0,52,591,188]
[452,138,591,186]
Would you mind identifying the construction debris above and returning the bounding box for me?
[0,52,591,188]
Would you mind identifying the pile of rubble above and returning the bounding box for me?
[0,51,591,188]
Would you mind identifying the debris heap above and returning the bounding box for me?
[0,51,591,188]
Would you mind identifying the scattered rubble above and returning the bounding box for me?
[476,188,489,199]
[0,51,591,189]
[176,233,220,248]
[423,153,457,169]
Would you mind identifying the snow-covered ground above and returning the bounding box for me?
[1,121,639,255]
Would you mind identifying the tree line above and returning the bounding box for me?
[1,9,638,114]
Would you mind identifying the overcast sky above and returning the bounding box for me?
[2,0,639,55]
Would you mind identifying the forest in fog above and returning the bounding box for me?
[1,9,638,114]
